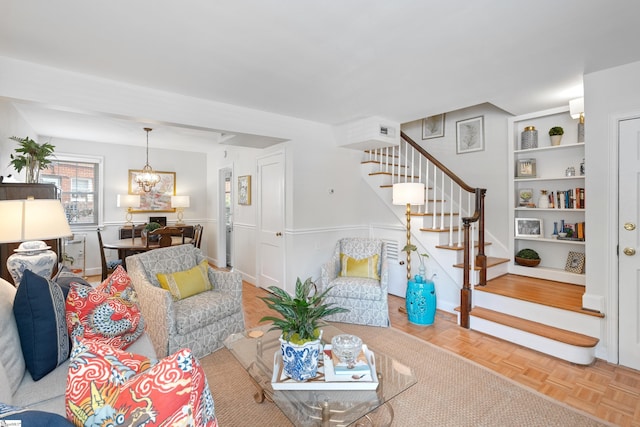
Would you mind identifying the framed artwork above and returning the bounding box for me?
[516,158,537,178]
[238,175,251,205]
[565,251,585,274]
[515,218,543,238]
[128,170,176,212]
[422,114,445,139]
[518,188,534,207]
[456,116,484,154]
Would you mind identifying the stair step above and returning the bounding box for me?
[453,256,509,270]
[436,242,492,251]
[420,226,457,232]
[460,306,599,348]
[369,171,420,179]
[477,274,604,318]
[412,212,457,217]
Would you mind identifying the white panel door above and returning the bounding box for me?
[619,117,640,370]
[257,152,285,290]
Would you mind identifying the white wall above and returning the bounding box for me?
[584,59,640,362]
[401,103,511,251]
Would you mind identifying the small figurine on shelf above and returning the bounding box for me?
[552,222,559,238]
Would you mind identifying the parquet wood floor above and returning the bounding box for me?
[241,281,640,427]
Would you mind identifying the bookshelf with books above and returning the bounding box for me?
[508,106,586,285]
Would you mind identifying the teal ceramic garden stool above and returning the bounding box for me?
[406,274,436,325]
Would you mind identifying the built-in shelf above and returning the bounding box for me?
[508,106,586,285]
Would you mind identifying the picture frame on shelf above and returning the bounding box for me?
[518,188,534,207]
[565,251,585,274]
[516,158,537,178]
[422,114,445,139]
[515,218,543,238]
[456,116,484,154]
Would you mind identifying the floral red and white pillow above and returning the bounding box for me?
[65,338,217,427]
[65,266,145,349]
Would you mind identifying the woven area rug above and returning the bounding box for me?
[201,323,612,426]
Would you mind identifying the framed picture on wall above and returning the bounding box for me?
[128,170,176,212]
[238,175,251,205]
[422,114,445,139]
[456,116,484,154]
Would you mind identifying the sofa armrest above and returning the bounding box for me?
[320,252,340,290]
[127,256,174,357]
[208,269,243,300]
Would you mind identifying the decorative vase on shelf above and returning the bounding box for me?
[521,126,538,149]
[538,190,549,209]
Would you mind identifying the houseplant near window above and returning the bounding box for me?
[515,248,541,267]
[548,126,564,146]
[259,277,348,381]
[8,136,55,183]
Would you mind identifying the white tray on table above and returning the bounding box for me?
[271,344,378,390]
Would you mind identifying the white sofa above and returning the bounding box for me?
[0,277,155,417]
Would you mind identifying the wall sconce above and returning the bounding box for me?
[392,182,425,281]
[171,195,190,226]
[569,97,585,143]
[0,198,72,285]
[116,194,141,228]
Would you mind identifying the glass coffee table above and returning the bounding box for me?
[224,324,416,426]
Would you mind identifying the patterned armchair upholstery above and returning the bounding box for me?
[126,244,244,358]
[320,238,389,327]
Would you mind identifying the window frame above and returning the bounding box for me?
[41,153,104,229]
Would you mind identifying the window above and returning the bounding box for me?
[41,154,103,226]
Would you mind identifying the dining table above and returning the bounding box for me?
[103,236,192,268]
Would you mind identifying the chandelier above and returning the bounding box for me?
[136,127,160,192]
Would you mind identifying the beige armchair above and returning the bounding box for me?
[320,237,389,327]
[126,244,244,358]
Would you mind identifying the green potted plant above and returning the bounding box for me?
[259,277,348,381]
[548,127,564,146]
[515,248,541,267]
[8,136,55,183]
[141,221,162,244]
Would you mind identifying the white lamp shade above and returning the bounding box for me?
[117,194,141,209]
[171,195,190,208]
[392,182,425,205]
[0,199,72,243]
[569,97,584,119]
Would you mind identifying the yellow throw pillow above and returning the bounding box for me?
[156,260,212,300]
[339,253,380,280]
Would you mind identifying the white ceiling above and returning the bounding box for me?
[2,0,640,147]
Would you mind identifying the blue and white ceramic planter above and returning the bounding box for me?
[279,331,323,382]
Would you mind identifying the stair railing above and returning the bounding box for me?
[369,132,486,328]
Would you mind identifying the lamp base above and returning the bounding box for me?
[7,241,57,285]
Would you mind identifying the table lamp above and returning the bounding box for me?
[0,198,72,285]
[116,194,141,228]
[392,182,425,281]
[171,195,190,226]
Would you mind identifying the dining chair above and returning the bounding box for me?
[192,224,203,249]
[148,226,185,248]
[97,228,123,281]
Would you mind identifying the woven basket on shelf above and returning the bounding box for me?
[515,257,540,267]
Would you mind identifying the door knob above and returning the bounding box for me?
[624,223,636,231]
[623,247,636,256]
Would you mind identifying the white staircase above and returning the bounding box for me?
[360,134,602,365]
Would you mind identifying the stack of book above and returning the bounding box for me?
[547,188,585,209]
